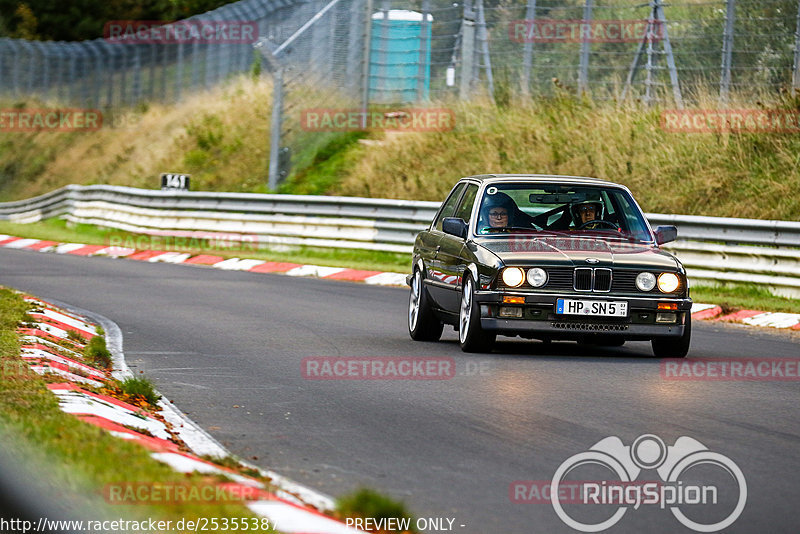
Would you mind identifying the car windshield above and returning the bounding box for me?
[476,182,653,242]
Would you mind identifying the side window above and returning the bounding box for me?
[453,184,479,223]
[433,183,466,231]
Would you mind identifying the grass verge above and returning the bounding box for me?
[335,488,418,533]
[691,284,800,314]
[0,218,411,273]
[0,286,276,531]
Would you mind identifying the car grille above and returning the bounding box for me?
[498,268,661,294]
[594,269,612,291]
[574,268,593,291]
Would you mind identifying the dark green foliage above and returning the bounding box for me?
[84,336,112,369]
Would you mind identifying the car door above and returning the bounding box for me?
[420,182,466,306]
[432,182,479,312]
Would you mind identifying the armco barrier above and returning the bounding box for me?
[1,185,799,296]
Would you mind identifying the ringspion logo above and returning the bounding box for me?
[550,434,746,532]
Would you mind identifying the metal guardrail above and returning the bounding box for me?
[1,185,799,296]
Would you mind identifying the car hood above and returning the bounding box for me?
[473,234,679,270]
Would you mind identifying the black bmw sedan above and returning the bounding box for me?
[407,175,692,357]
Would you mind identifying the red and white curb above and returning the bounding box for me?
[0,235,407,286]
[690,303,800,330]
[15,294,363,534]
[4,234,797,330]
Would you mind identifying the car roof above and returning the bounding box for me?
[461,174,624,188]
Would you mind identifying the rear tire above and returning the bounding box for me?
[408,268,444,341]
[459,276,496,353]
[651,313,691,358]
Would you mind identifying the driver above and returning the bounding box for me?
[571,199,604,229]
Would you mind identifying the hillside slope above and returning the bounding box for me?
[1,76,799,221]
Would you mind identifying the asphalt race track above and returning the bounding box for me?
[1,247,798,533]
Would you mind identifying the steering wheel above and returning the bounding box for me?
[578,219,620,231]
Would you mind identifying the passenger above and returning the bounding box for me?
[479,192,516,230]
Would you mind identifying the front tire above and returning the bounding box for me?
[408,268,444,341]
[651,312,691,358]
[459,275,496,353]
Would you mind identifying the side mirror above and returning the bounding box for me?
[654,225,678,245]
[442,217,468,239]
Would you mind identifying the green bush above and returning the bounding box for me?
[83,336,112,369]
[119,377,161,406]
[336,488,417,533]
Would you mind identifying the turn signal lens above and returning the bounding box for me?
[503,296,525,304]
[657,273,681,293]
[658,302,678,311]
[502,267,525,288]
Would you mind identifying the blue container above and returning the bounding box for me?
[369,10,432,103]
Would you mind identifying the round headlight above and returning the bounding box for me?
[502,267,525,288]
[527,268,548,288]
[635,272,657,292]
[657,272,680,293]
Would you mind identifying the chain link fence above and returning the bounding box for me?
[2,0,800,186]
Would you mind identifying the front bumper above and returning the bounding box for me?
[475,291,691,339]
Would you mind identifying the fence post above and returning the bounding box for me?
[361,0,373,127]
[459,0,476,99]
[645,10,654,105]
[159,44,167,102]
[11,40,20,98]
[268,66,284,190]
[657,0,683,108]
[578,0,594,94]
[148,44,157,100]
[417,0,431,101]
[176,40,184,102]
[476,0,493,99]
[375,0,390,102]
[520,0,536,96]
[68,44,78,104]
[793,0,800,96]
[102,43,115,108]
[346,0,363,96]
[719,0,735,106]
[35,42,49,100]
[132,45,142,105]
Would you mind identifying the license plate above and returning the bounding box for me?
[556,299,628,317]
